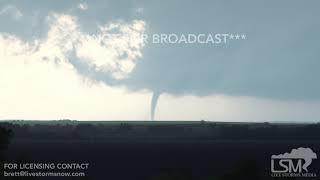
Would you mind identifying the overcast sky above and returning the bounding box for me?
[0,0,319,121]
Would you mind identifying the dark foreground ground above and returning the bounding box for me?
[1,121,320,180]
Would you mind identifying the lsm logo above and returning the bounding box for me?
[271,147,317,178]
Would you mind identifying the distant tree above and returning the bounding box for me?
[0,126,13,151]
[0,126,14,180]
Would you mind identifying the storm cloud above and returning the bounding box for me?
[1,0,320,120]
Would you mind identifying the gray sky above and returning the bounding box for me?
[0,0,319,121]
